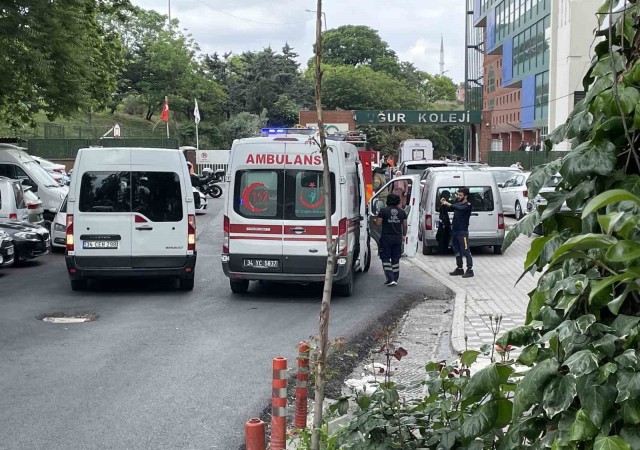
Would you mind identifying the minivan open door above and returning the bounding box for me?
[368,175,420,258]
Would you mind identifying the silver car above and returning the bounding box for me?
[23,187,45,226]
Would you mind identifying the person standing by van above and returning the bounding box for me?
[391,170,408,208]
[375,193,407,286]
[440,187,474,278]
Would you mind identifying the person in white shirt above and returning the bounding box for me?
[525,142,531,152]
[510,161,524,170]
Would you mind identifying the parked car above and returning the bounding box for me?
[51,195,67,250]
[478,166,523,187]
[0,230,15,268]
[0,177,28,222]
[0,220,50,262]
[398,159,447,176]
[418,168,505,255]
[0,145,68,221]
[500,172,531,220]
[23,187,45,226]
[527,173,567,213]
[33,156,70,186]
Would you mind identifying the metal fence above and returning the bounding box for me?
[26,138,179,159]
[487,151,569,170]
[196,163,228,175]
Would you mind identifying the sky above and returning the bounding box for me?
[130,0,466,83]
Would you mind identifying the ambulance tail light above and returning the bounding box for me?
[338,218,348,256]
[498,213,505,230]
[425,214,433,231]
[188,214,196,252]
[223,215,230,254]
[66,214,74,252]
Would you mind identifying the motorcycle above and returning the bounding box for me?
[190,168,224,199]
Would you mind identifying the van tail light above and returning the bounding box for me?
[425,214,433,231]
[337,218,348,256]
[9,213,17,220]
[27,203,38,210]
[54,168,63,173]
[188,214,196,252]
[523,190,528,198]
[223,215,230,254]
[66,214,74,252]
[498,213,505,230]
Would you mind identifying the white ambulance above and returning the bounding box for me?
[221,128,371,297]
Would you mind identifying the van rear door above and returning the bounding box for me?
[281,141,334,275]
[130,149,188,268]
[74,165,133,269]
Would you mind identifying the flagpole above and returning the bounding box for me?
[166,120,169,138]
[195,122,199,150]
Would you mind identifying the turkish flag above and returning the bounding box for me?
[160,97,170,122]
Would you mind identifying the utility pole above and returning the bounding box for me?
[168,0,171,22]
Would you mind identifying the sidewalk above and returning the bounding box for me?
[410,228,539,352]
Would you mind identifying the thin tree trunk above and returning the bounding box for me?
[311,2,333,449]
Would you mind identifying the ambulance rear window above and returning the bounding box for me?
[285,170,335,220]
[234,170,280,218]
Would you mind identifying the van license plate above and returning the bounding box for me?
[243,259,278,269]
[83,240,119,249]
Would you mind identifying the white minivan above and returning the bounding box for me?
[418,168,505,255]
[65,147,197,291]
[221,128,371,297]
[0,145,68,222]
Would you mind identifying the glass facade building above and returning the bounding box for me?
[465,0,485,159]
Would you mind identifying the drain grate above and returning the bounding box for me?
[39,313,98,324]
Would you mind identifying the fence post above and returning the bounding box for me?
[271,356,287,450]
[294,342,310,429]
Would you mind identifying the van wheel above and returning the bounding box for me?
[70,279,87,291]
[363,238,372,272]
[334,270,354,297]
[179,277,195,291]
[493,245,503,255]
[515,201,524,220]
[422,239,433,255]
[230,279,249,294]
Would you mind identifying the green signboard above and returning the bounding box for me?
[354,110,482,126]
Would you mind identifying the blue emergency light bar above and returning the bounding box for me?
[260,127,317,136]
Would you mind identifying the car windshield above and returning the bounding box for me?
[492,170,521,184]
[404,163,443,175]
[545,175,562,187]
[24,160,59,187]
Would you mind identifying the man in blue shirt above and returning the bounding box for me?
[440,187,474,278]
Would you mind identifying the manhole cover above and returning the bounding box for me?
[39,313,98,323]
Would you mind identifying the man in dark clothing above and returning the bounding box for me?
[375,193,407,286]
[436,190,452,253]
[440,187,474,278]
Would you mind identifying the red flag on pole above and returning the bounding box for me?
[160,97,170,122]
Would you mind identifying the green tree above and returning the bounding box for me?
[0,0,128,127]
[319,65,420,110]
[318,25,399,71]
[219,111,266,147]
[268,94,299,127]
[420,74,457,105]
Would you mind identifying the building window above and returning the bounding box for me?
[535,71,549,121]
[488,66,496,93]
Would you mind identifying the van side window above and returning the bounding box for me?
[79,171,130,213]
[0,165,14,178]
[285,170,335,220]
[132,172,183,222]
[235,170,280,219]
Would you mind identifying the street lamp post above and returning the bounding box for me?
[305,9,327,31]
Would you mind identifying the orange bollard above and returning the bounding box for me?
[294,342,310,429]
[245,418,266,450]
[271,356,287,450]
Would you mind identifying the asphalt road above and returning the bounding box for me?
[0,197,446,450]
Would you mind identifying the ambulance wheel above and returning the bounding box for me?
[70,279,88,291]
[363,238,372,272]
[230,279,249,294]
[335,270,354,297]
[422,239,433,255]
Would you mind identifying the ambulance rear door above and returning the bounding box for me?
[227,142,285,273]
[281,140,337,276]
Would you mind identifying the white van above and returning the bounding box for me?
[221,129,371,297]
[0,145,68,221]
[0,177,28,222]
[418,169,505,255]
[398,139,434,162]
[65,147,197,291]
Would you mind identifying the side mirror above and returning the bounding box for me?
[498,183,504,188]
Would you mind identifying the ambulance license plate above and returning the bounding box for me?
[243,259,279,269]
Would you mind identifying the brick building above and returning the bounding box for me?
[298,110,356,132]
